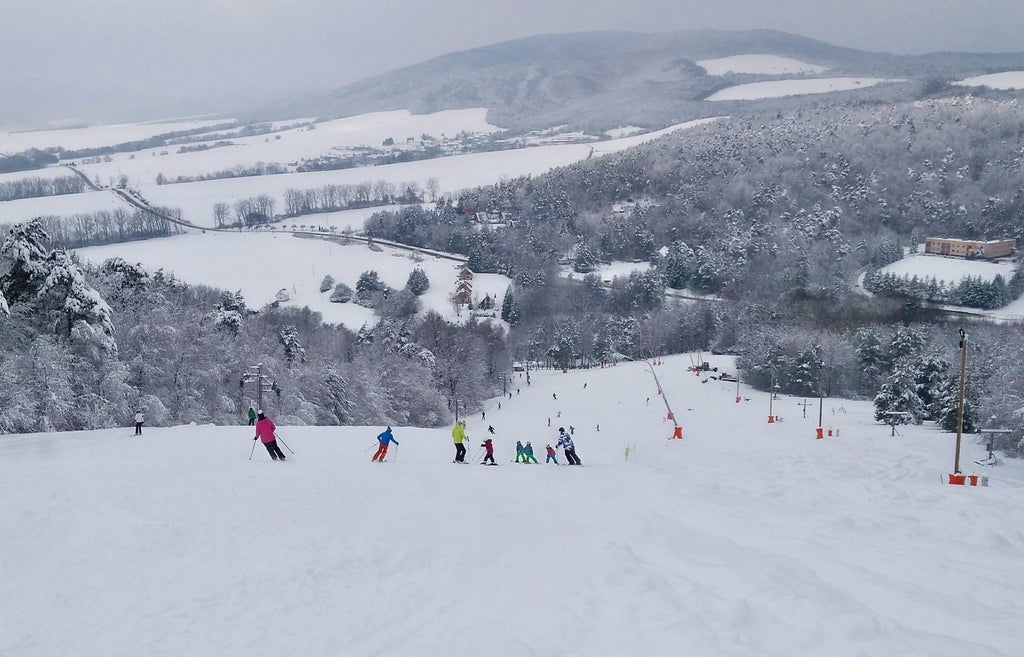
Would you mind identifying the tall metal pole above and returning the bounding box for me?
[954,329,968,474]
[256,363,263,412]
[769,370,774,419]
[817,359,825,429]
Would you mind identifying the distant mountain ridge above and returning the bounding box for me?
[263,29,1024,131]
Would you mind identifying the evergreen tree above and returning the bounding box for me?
[572,241,599,274]
[0,218,50,304]
[279,325,305,364]
[931,375,979,433]
[406,267,430,296]
[320,275,335,293]
[547,319,580,370]
[873,359,926,425]
[330,282,353,303]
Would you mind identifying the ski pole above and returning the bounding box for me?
[472,447,484,462]
[364,441,378,453]
[274,432,295,454]
[392,444,399,463]
[249,437,258,461]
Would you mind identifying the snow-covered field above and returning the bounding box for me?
[0,189,125,224]
[697,54,827,76]
[133,118,720,228]
[75,109,503,184]
[0,116,721,228]
[74,232,510,329]
[0,118,229,152]
[0,166,77,185]
[3,352,1021,657]
[954,71,1024,90]
[706,78,893,101]
[880,252,1017,285]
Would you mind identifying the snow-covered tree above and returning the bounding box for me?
[874,359,926,425]
[406,267,430,296]
[279,325,305,364]
[330,282,353,303]
[320,275,335,293]
[0,218,50,304]
[38,250,116,354]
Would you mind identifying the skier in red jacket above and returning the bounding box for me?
[481,438,495,465]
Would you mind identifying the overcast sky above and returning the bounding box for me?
[2,0,1022,121]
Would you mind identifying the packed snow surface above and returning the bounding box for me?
[706,78,892,101]
[697,55,827,75]
[954,71,1024,90]
[2,353,1021,657]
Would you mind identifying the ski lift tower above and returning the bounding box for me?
[240,363,276,412]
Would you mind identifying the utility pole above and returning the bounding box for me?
[240,363,275,413]
[817,359,825,430]
[954,329,968,474]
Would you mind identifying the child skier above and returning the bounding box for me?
[515,440,526,463]
[545,444,558,464]
[481,438,495,465]
[373,426,398,462]
[254,411,286,461]
[523,441,538,464]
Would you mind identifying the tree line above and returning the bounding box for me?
[0,175,85,201]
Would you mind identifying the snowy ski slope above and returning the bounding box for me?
[2,353,1021,657]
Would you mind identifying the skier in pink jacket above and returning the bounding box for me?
[254,411,286,461]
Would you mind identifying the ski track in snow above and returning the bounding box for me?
[2,353,1022,657]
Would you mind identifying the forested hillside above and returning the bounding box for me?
[3,94,1024,456]
[364,96,1024,454]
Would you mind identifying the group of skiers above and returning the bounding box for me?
[458,421,581,466]
[245,406,583,466]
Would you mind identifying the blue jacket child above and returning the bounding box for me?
[523,441,538,464]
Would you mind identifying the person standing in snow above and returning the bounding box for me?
[452,420,467,463]
[247,406,257,426]
[254,411,286,461]
[557,427,581,465]
[523,441,538,464]
[481,437,495,464]
[134,409,144,436]
[372,426,398,462]
[545,444,558,464]
[515,440,526,463]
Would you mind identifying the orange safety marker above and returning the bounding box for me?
[671,426,683,439]
[767,415,775,424]
[816,427,824,439]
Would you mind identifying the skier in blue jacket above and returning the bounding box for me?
[372,426,398,462]
[523,441,539,464]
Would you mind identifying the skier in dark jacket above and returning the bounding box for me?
[373,426,398,462]
[556,427,581,465]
